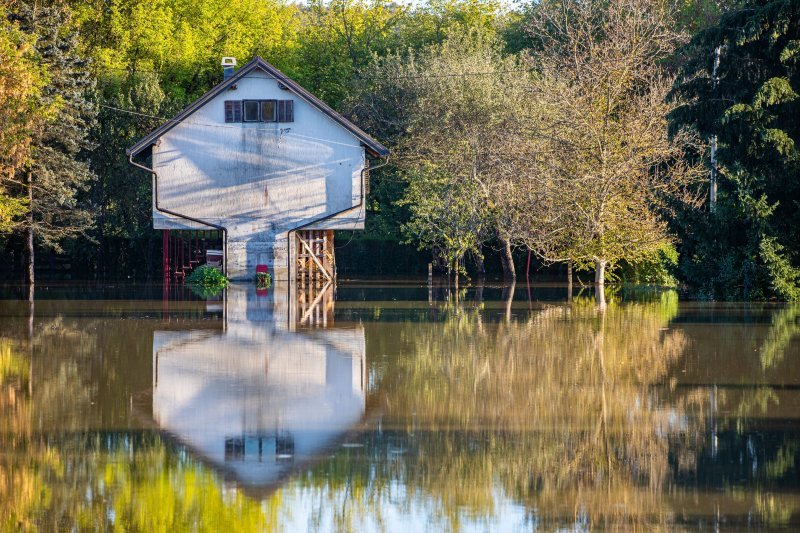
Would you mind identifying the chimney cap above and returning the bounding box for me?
[221,57,237,67]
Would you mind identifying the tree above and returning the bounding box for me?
[520,0,705,287]
[0,5,42,235]
[75,0,300,101]
[398,167,490,286]
[293,0,404,107]
[391,30,532,281]
[670,0,800,300]
[12,3,98,284]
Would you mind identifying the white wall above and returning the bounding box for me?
[152,69,367,280]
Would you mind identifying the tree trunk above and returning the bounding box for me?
[503,281,515,322]
[28,281,34,397]
[472,252,485,278]
[595,285,607,309]
[499,235,515,281]
[567,260,573,302]
[526,250,532,281]
[474,276,484,303]
[595,258,607,309]
[27,171,34,286]
[453,259,459,292]
[594,258,606,286]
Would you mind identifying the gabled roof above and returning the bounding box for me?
[126,56,389,158]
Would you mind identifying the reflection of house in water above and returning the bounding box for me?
[152,284,364,492]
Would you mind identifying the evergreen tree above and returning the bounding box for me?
[671,0,800,300]
[13,2,98,284]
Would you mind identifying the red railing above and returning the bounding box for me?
[162,229,223,283]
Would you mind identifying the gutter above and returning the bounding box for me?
[286,154,389,282]
[128,153,229,276]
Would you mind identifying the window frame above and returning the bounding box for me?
[242,100,261,122]
[224,100,242,123]
[260,99,277,123]
[229,99,293,123]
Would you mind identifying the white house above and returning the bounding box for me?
[127,56,388,282]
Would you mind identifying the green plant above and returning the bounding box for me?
[186,265,228,297]
[618,243,680,287]
[256,271,272,289]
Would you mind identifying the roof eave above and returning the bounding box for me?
[365,144,390,159]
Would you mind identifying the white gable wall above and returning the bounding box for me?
[152,69,366,281]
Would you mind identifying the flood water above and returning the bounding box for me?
[1,282,799,531]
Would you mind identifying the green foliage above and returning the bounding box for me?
[759,237,800,300]
[0,194,26,234]
[671,0,800,300]
[76,0,300,102]
[618,243,680,287]
[187,265,228,297]
[256,271,272,289]
[364,29,528,274]
[398,167,489,272]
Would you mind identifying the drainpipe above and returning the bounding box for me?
[129,153,228,276]
[286,154,389,281]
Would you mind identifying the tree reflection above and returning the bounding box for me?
[295,293,711,529]
[759,304,800,370]
[208,293,798,530]
[0,338,38,531]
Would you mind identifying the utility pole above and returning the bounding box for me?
[710,45,722,213]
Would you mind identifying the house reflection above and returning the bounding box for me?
[152,283,365,493]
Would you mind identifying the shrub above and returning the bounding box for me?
[256,271,272,289]
[186,265,229,297]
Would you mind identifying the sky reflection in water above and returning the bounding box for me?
[0,283,799,531]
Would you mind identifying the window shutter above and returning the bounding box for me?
[285,100,293,122]
[224,100,242,123]
[277,100,284,122]
[277,100,294,122]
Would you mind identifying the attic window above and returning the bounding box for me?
[260,100,276,122]
[243,100,260,122]
[224,101,242,123]
[224,99,294,123]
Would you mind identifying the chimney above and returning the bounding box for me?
[222,57,237,81]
